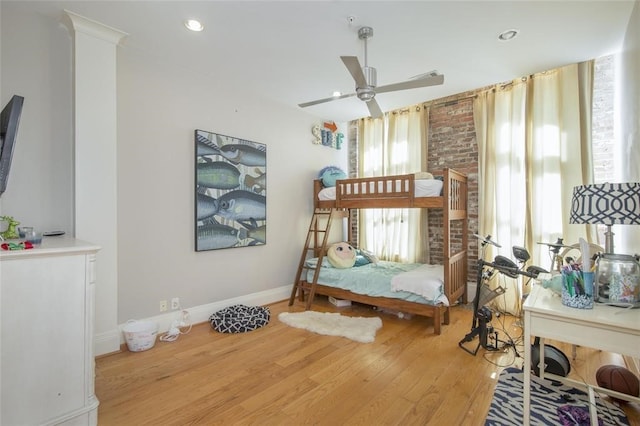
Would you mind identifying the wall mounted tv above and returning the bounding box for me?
[0,95,24,196]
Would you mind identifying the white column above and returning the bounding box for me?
[65,10,127,356]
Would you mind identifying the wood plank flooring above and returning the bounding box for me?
[96,297,639,425]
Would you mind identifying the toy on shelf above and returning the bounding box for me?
[0,215,20,240]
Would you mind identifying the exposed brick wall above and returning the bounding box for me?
[591,55,615,247]
[426,95,478,274]
[347,122,359,247]
[592,55,614,184]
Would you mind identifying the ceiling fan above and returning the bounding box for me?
[299,26,444,119]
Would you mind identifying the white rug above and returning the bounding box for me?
[278,311,383,343]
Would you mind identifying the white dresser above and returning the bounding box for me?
[1,237,100,426]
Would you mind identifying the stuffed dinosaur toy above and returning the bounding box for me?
[0,215,20,240]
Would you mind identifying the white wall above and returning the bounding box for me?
[617,0,640,254]
[116,46,346,322]
[0,4,74,232]
[1,4,348,351]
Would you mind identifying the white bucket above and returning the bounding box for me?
[123,320,158,352]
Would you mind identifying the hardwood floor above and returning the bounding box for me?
[96,297,639,425]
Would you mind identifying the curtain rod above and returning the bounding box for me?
[391,93,480,114]
[427,94,477,108]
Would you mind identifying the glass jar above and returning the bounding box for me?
[595,254,640,305]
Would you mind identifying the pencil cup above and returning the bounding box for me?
[561,270,594,309]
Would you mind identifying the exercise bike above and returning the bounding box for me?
[459,235,546,356]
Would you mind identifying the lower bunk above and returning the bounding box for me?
[294,259,467,335]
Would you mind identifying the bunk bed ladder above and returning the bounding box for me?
[289,208,337,309]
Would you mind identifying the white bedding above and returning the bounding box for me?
[318,178,443,201]
[390,264,448,305]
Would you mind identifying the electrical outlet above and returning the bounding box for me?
[160,300,168,312]
[171,297,180,310]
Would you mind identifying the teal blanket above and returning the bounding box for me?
[305,260,446,305]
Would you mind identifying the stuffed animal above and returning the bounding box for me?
[327,242,356,268]
[0,215,20,240]
[319,166,347,188]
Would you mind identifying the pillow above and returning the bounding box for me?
[319,166,347,187]
[414,171,434,180]
[326,242,356,268]
[209,305,270,333]
[434,175,444,195]
[305,257,333,268]
[354,253,371,267]
[359,249,379,265]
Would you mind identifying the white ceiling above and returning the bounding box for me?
[10,1,636,122]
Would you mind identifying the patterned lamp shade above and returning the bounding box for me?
[570,183,640,225]
[570,182,640,254]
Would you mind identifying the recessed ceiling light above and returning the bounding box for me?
[185,19,204,32]
[332,91,342,97]
[498,29,519,41]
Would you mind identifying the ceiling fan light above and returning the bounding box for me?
[356,87,376,102]
[185,19,204,32]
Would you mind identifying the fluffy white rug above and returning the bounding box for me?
[278,311,383,343]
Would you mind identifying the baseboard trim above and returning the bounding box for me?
[95,329,121,356]
[110,285,291,350]
[100,281,476,356]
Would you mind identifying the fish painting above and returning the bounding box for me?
[216,135,266,166]
[214,190,266,222]
[197,161,241,190]
[196,137,219,156]
[196,223,247,250]
[195,129,267,251]
[244,168,266,193]
[240,218,266,245]
[196,192,218,221]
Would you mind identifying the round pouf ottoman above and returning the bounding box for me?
[596,365,640,402]
[209,304,270,333]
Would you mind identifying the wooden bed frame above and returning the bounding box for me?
[291,168,468,335]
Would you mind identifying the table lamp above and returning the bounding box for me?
[569,182,640,254]
[570,183,640,306]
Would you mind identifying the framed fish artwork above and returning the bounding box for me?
[194,129,266,251]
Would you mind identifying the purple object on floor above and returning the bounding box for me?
[557,405,603,426]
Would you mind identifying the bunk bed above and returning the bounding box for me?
[289,168,468,335]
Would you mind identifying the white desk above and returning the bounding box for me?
[523,285,640,425]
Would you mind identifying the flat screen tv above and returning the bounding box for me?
[0,95,24,196]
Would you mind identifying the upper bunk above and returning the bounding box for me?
[313,168,467,217]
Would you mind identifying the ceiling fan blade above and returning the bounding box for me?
[341,56,368,88]
[375,73,444,95]
[298,92,356,108]
[366,98,383,119]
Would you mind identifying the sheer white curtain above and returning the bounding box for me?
[474,62,595,314]
[358,107,426,263]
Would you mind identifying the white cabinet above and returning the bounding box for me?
[1,238,100,426]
